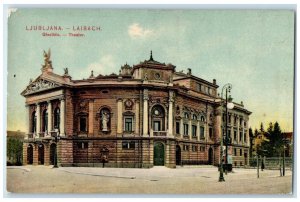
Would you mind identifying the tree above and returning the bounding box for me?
[260,122,284,157]
[7,137,23,165]
[249,127,255,158]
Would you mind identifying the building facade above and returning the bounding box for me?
[22,50,251,168]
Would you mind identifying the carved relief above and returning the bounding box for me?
[78,100,88,112]
[23,79,60,95]
[124,99,133,110]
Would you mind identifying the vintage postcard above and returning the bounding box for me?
[5,8,295,195]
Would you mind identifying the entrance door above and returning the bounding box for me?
[27,145,33,164]
[244,152,248,166]
[38,144,44,165]
[50,144,56,165]
[176,145,181,165]
[154,142,165,166]
[208,147,213,165]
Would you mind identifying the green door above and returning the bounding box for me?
[154,142,165,166]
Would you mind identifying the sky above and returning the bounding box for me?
[6,9,294,132]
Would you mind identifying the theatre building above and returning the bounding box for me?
[22,50,251,168]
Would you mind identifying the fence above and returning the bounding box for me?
[249,156,293,171]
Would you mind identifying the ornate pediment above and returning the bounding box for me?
[22,79,61,95]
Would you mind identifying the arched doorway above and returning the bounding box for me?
[38,144,44,165]
[154,142,165,166]
[50,143,56,165]
[208,147,213,165]
[27,144,33,164]
[176,145,181,165]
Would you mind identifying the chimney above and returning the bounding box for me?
[187,68,192,75]
[213,79,216,85]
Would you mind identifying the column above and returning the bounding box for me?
[88,99,94,136]
[188,119,192,139]
[197,121,200,141]
[143,89,149,136]
[214,106,222,164]
[117,99,123,134]
[135,100,139,134]
[180,117,184,138]
[168,91,174,137]
[25,105,30,137]
[47,101,52,134]
[60,98,65,136]
[36,103,41,137]
[237,116,240,144]
[166,141,170,166]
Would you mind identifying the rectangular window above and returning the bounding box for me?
[209,127,213,139]
[184,124,189,136]
[176,122,180,134]
[197,83,202,92]
[200,126,205,139]
[122,141,135,150]
[240,132,243,142]
[77,142,88,149]
[192,125,197,137]
[234,131,237,141]
[192,145,197,152]
[124,117,133,132]
[183,145,189,151]
[208,87,211,95]
[200,146,205,152]
[154,121,161,131]
[240,149,243,156]
[244,133,247,143]
[79,117,87,132]
[234,148,237,156]
[240,118,243,126]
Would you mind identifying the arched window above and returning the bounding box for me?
[42,109,48,132]
[151,105,165,131]
[200,115,205,122]
[100,108,111,132]
[184,112,189,119]
[54,107,60,130]
[192,114,197,120]
[31,111,37,133]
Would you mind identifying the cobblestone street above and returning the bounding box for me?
[6,165,293,195]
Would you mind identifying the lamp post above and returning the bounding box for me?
[53,129,60,168]
[221,83,234,175]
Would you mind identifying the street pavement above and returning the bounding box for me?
[6,165,293,195]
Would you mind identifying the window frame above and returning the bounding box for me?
[200,126,205,139]
[183,123,189,136]
[192,125,197,137]
[124,116,134,132]
[122,141,135,150]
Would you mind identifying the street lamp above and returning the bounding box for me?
[219,83,234,180]
[53,129,60,168]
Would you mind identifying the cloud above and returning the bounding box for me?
[80,55,118,79]
[128,23,154,39]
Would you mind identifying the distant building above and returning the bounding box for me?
[7,130,25,139]
[21,50,251,168]
[282,132,293,157]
